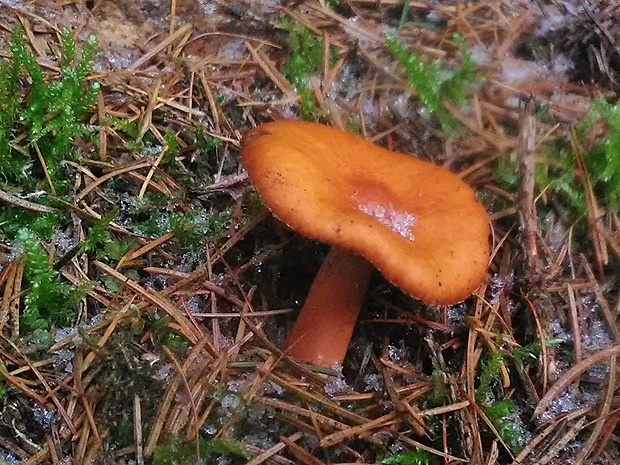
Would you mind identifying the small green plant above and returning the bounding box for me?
[346,116,361,134]
[105,116,144,152]
[142,312,188,353]
[399,0,411,29]
[484,399,529,453]
[536,140,587,216]
[103,235,136,262]
[151,435,251,464]
[475,348,504,403]
[510,338,562,369]
[495,139,588,219]
[280,19,329,121]
[0,28,100,336]
[496,98,619,222]
[125,200,233,258]
[579,99,620,210]
[171,208,232,249]
[161,130,180,167]
[0,206,59,242]
[493,150,520,192]
[186,125,221,182]
[385,33,482,132]
[0,27,99,191]
[424,361,449,407]
[16,228,78,333]
[128,201,172,238]
[81,209,117,254]
[195,125,220,154]
[382,448,437,465]
[472,342,535,454]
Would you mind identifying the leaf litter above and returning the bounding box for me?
[0,0,618,464]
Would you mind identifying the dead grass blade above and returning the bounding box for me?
[245,42,294,94]
[0,256,24,337]
[318,412,397,448]
[133,394,145,465]
[0,189,57,214]
[94,261,201,343]
[143,334,216,457]
[518,98,542,279]
[280,435,327,465]
[128,23,193,70]
[533,345,620,418]
[246,432,303,465]
[538,417,587,465]
[2,336,77,434]
[573,352,617,464]
[74,160,154,202]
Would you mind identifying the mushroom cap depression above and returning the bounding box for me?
[241,121,490,305]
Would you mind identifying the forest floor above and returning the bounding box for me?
[0,1,618,464]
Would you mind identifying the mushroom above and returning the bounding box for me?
[241,121,489,367]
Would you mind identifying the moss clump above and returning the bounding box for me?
[0,27,100,337]
[484,399,529,453]
[171,208,233,251]
[281,19,329,121]
[16,228,78,333]
[385,33,482,132]
[382,448,438,465]
[475,347,504,404]
[579,99,620,210]
[0,27,99,191]
[151,435,251,465]
[496,98,620,223]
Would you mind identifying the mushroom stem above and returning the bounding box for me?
[284,246,373,367]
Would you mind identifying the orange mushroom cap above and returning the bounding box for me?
[241,121,489,305]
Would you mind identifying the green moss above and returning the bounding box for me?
[475,347,503,403]
[118,192,233,257]
[484,399,529,453]
[281,19,323,87]
[88,330,167,453]
[81,208,116,254]
[424,363,449,407]
[0,27,101,336]
[0,35,23,177]
[346,116,361,134]
[537,141,587,215]
[510,338,562,370]
[385,33,482,132]
[150,435,250,465]
[0,27,99,190]
[143,312,188,353]
[195,126,220,155]
[493,151,519,192]
[16,228,78,332]
[382,448,437,465]
[103,236,136,261]
[105,116,144,152]
[161,130,180,168]
[579,99,620,209]
[0,206,60,242]
[171,208,232,247]
[126,198,172,238]
[496,98,620,224]
[280,19,330,121]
